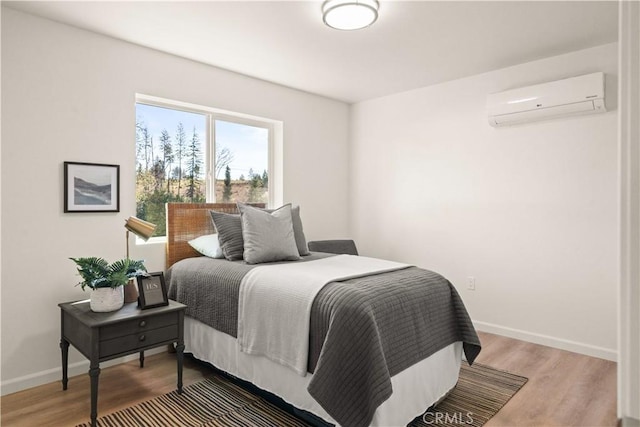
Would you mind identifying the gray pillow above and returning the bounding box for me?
[264,205,309,256]
[238,203,301,264]
[209,211,244,261]
[210,204,309,261]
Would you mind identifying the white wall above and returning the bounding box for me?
[0,8,350,394]
[350,43,619,360]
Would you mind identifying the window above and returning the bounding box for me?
[135,96,274,237]
[213,119,269,204]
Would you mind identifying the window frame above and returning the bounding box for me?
[135,94,279,210]
[208,113,275,204]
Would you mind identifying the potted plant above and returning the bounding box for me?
[70,257,147,312]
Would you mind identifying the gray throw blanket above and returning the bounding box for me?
[166,253,332,337]
[167,255,481,427]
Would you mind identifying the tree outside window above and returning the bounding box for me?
[135,103,269,237]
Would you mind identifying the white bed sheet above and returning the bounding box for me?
[185,316,463,427]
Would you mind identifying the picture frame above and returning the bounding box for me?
[136,272,169,309]
[64,161,120,213]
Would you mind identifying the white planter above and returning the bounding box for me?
[90,287,124,312]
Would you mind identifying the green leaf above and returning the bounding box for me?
[70,257,148,290]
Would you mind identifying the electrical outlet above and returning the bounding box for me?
[467,276,476,291]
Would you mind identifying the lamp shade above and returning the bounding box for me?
[124,216,156,241]
[322,0,379,31]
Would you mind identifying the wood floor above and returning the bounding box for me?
[1,332,617,427]
[476,332,617,427]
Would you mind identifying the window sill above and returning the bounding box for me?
[136,236,167,246]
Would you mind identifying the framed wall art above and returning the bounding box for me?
[64,162,120,213]
[137,272,169,309]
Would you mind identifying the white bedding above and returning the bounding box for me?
[238,254,410,375]
[185,316,463,427]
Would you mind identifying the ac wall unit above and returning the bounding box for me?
[487,72,606,127]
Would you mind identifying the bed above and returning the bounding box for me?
[165,202,481,427]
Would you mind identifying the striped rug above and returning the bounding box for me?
[410,363,528,427]
[77,363,526,427]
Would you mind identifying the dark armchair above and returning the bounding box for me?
[307,239,359,256]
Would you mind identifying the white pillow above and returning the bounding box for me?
[188,234,224,259]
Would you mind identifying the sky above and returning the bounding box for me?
[136,103,268,179]
[215,120,269,180]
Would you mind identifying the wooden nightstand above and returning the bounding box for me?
[59,299,186,427]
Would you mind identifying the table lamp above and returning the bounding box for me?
[125,216,156,257]
[124,216,156,302]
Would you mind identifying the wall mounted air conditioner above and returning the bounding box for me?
[487,72,606,127]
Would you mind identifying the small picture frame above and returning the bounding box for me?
[136,272,169,309]
[64,161,120,213]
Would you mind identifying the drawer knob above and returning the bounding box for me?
[139,320,147,328]
[139,335,146,342]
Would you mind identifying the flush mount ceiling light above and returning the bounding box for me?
[322,0,379,31]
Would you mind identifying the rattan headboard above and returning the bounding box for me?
[165,202,265,269]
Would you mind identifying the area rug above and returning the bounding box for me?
[77,363,527,427]
[409,363,528,427]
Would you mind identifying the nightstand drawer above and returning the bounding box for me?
[100,312,177,341]
[100,325,178,357]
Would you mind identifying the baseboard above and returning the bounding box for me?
[621,417,640,427]
[0,347,167,396]
[473,320,617,361]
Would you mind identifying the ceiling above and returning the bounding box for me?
[4,1,618,103]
